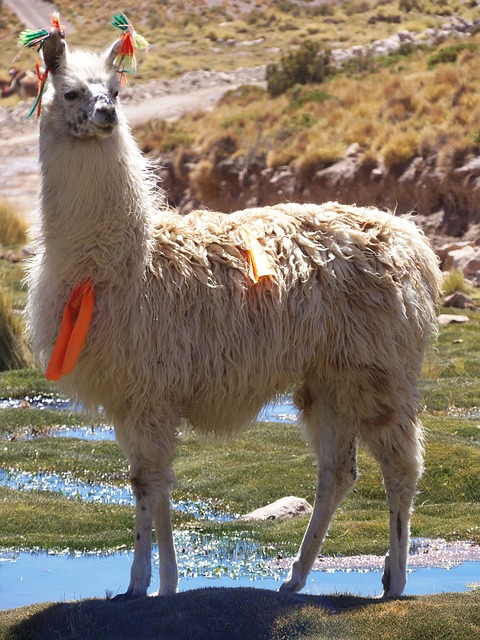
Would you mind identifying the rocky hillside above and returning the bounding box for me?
[145,15,480,267]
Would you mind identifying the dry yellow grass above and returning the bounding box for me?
[1,0,478,83]
[134,30,480,184]
[0,201,28,247]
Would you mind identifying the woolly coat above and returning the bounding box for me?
[26,60,442,471]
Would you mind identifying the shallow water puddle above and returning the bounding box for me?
[0,469,236,521]
[0,395,297,445]
[1,545,478,610]
[0,395,78,412]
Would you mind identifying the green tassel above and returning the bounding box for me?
[111,13,130,32]
[18,28,49,50]
[134,33,149,49]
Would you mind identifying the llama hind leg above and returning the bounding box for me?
[280,395,358,593]
[364,418,423,597]
[153,490,178,595]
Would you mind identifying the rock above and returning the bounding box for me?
[443,245,480,275]
[398,30,414,42]
[443,292,477,310]
[345,142,361,157]
[437,314,470,325]
[436,241,474,262]
[269,168,297,196]
[241,496,313,522]
[370,167,383,181]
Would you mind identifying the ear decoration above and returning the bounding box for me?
[17,12,66,118]
[111,13,149,84]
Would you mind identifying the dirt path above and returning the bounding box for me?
[4,0,75,31]
[0,67,265,221]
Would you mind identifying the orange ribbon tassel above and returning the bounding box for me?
[244,231,276,284]
[46,280,94,381]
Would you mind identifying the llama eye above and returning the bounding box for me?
[112,90,119,99]
[64,90,79,100]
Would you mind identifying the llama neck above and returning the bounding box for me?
[38,113,157,283]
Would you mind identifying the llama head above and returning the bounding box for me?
[41,32,125,140]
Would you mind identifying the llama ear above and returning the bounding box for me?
[104,39,122,70]
[42,28,67,73]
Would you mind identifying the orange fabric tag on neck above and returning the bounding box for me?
[244,231,276,284]
[46,280,94,381]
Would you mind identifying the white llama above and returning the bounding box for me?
[26,24,442,600]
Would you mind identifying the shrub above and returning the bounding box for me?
[266,40,332,97]
[0,290,29,371]
[0,201,28,246]
[381,130,418,169]
[267,148,298,169]
[427,43,477,69]
[294,144,344,182]
[287,87,330,109]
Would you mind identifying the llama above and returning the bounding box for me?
[1,68,38,99]
[25,20,442,601]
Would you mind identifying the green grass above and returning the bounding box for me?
[1,416,478,555]
[0,407,98,436]
[0,368,57,399]
[0,485,135,551]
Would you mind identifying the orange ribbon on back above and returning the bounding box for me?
[46,280,94,381]
[244,231,276,284]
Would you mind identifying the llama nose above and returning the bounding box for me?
[95,104,118,128]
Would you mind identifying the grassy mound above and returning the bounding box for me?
[1,589,478,640]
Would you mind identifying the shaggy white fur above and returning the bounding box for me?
[26,31,442,600]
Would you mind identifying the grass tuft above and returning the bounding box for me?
[443,268,472,296]
[0,290,30,371]
[0,201,28,247]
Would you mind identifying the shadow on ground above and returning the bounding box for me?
[3,588,383,640]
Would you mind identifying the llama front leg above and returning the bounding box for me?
[112,468,158,600]
[153,491,178,594]
[280,396,359,593]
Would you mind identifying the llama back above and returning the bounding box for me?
[145,202,441,435]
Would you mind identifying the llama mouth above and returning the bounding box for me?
[85,123,117,139]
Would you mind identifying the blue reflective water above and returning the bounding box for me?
[1,548,478,610]
[0,394,299,428]
[0,469,236,521]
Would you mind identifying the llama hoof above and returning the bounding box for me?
[279,577,304,593]
[110,590,145,602]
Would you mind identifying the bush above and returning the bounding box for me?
[294,144,344,182]
[266,40,332,97]
[381,130,418,169]
[0,201,28,246]
[427,43,477,69]
[0,290,29,371]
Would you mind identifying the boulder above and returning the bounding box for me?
[436,241,474,262]
[443,292,477,310]
[443,245,480,275]
[437,314,470,325]
[241,496,313,522]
